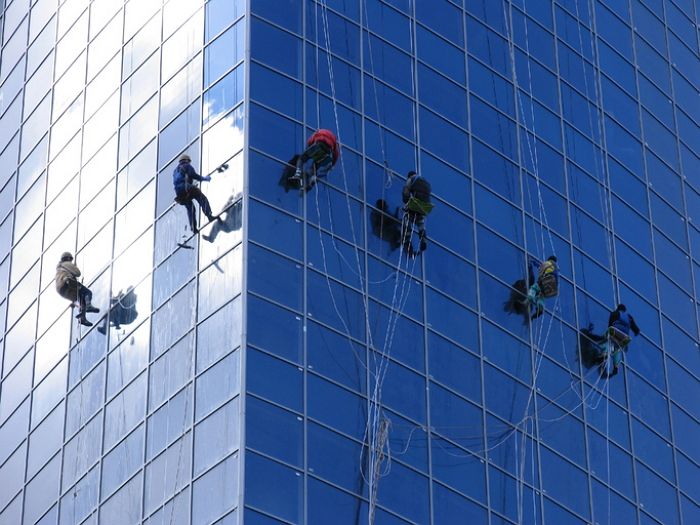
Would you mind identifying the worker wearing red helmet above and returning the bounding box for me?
[289,129,340,191]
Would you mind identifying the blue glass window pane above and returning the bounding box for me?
[474,184,523,244]
[431,437,487,504]
[203,66,244,129]
[248,244,303,311]
[250,61,302,121]
[249,199,302,260]
[673,402,700,465]
[206,0,243,42]
[596,3,632,59]
[468,57,514,118]
[251,0,301,34]
[598,42,636,96]
[540,447,590,520]
[307,270,366,342]
[636,462,681,525]
[681,495,700,525]
[378,360,426,423]
[587,427,635,499]
[426,245,476,307]
[513,10,555,69]
[362,74,414,140]
[308,374,366,441]
[205,20,244,87]
[247,396,302,467]
[470,97,516,163]
[368,301,424,372]
[428,203,475,261]
[307,422,363,495]
[667,360,700,423]
[308,227,364,291]
[307,320,366,394]
[637,39,670,94]
[247,296,302,363]
[542,498,588,525]
[376,460,429,524]
[467,16,509,77]
[427,288,478,349]
[632,418,675,482]
[628,371,670,438]
[417,25,465,84]
[488,464,542,525]
[651,192,688,249]
[418,64,467,128]
[307,478,362,525]
[416,0,463,46]
[247,348,303,413]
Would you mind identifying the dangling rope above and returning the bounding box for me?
[502,2,579,520]
[361,0,392,189]
[314,4,426,521]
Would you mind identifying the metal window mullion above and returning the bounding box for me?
[652,1,692,522]
[550,1,599,523]
[588,0,641,521]
[236,0,252,518]
[503,1,544,522]
[19,0,55,521]
[300,0,310,523]
[407,1,436,522]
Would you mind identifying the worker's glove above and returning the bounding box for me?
[203,176,212,182]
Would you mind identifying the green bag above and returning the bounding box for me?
[406,196,434,215]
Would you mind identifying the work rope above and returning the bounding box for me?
[313,2,424,522]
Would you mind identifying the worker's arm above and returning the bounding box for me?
[608,310,618,327]
[186,163,210,182]
[629,315,641,336]
[63,262,81,278]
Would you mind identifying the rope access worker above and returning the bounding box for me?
[173,153,217,234]
[524,255,559,320]
[401,171,433,256]
[55,252,100,327]
[288,129,340,192]
[602,304,641,377]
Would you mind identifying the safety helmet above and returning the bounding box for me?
[407,170,417,177]
[617,304,626,311]
[179,153,191,163]
[547,255,557,262]
[60,252,73,262]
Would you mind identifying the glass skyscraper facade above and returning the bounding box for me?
[0,0,699,523]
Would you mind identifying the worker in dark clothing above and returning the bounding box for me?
[55,252,100,326]
[173,153,217,234]
[97,286,138,335]
[601,303,641,377]
[370,199,402,251]
[523,255,558,320]
[401,171,433,256]
[287,129,340,191]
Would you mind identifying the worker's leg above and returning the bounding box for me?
[183,199,198,233]
[416,214,427,251]
[188,187,214,220]
[78,284,99,313]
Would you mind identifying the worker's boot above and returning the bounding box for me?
[305,174,317,192]
[85,303,100,314]
[419,231,427,252]
[76,312,93,327]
